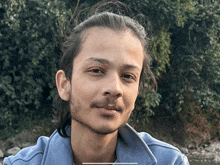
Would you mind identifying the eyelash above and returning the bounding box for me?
[88,68,104,74]
[122,74,136,81]
[88,68,136,82]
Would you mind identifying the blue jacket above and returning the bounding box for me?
[3,123,189,165]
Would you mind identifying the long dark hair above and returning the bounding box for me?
[53,1,156,137]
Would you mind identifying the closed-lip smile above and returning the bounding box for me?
[97,104,120,111]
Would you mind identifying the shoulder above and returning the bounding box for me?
[3,136,50,165]
[138,132,180,152]
[138,132,189,165]
[3,129,72,165]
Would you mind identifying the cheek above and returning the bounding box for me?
[71,80,98,102]
[124,86,139,110]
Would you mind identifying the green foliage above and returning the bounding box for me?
[131,88,161,125]
[125,0,176,76]
[1,0,220,145]
[0,0,71,128]
[156,2,220,144]
[127,0,220,143]
[0,0,165,130]
[159,2,220,114]
[123,0,191,126]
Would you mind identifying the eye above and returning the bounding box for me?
[122,73,136,82]
[88,68,105,75]
[91,69,102,73]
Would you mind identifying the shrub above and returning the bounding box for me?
[0,0,70,128]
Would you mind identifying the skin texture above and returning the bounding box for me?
[56,27,145,165]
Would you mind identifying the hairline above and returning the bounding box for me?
[68,26,146,81]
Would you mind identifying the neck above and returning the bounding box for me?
[71,120,118,165]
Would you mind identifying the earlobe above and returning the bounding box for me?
[56,70,71,101]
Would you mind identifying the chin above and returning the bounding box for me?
[92,127,118,135]
[92,121,127,135]
[72,114,128,135]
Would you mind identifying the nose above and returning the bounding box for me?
[102,73,123,98]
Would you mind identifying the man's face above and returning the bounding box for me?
[69,27,144,134]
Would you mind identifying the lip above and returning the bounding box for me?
[102,104,117,111]
[96,104,120,112]
[97,107,119,116]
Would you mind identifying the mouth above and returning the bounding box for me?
[96,104,121,112]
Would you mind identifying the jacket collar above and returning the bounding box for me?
[41,127,74,165]
[42,124,157,165]
[116,123,157,165]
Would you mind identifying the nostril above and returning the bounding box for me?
[104,91,122,98]
[104,92,110,95]
[116,93,122,97]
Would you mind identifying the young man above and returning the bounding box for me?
[3,10,189,165]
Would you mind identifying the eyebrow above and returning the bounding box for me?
[85,57,141,71]
[86,57,110,64]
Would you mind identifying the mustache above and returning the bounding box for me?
[90,98,123,112]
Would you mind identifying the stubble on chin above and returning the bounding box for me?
[71,114,119,135]
[70,98,117,135]
[69,95,130,135]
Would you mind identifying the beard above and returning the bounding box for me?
[71,115,119,135]
[69,94,125,135]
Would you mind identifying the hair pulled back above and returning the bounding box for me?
[53,1,155,137]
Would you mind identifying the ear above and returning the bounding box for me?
[56,70,71,101]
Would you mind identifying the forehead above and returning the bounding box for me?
[73,27,145,70]
[81,27,143,48]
